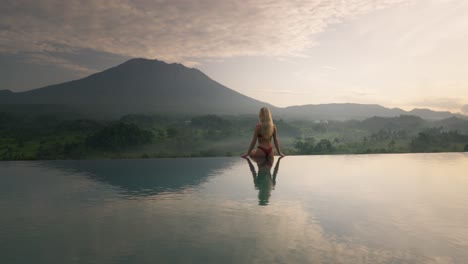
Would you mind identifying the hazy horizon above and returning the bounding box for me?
[1,0,467,114]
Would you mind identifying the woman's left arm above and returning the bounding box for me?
[241,125,259,157]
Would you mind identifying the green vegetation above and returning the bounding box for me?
[410,129,468,153]
[86,122,153,151]
[0,112,467,160]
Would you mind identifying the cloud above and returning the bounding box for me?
[25,53,96,75]
[322,65,338,71]
[250,89,314,95]
[0,0,412,70]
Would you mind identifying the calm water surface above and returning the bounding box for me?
[1,153,468,263]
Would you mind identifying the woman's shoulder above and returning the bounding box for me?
[255,123,262,134]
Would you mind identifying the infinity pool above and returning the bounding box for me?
[1,153,468,263]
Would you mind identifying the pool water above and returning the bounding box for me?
[1,153,468,263]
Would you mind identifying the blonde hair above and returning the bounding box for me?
[258,107,274,139]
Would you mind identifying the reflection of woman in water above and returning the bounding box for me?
[241,107,285,158]
[244,156,283,206]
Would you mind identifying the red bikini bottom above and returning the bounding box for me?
[258,146,273,156]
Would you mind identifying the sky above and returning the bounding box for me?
[1,0,467,113]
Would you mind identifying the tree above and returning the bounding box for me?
[410,128,468,152]
[166,127,178,138]
[157,129,166,140]
[314,139,333,153]
[388,140,396,151]
[294,137,316,154]
[86,122,153,150]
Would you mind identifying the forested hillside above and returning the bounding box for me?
[1,113,467,160]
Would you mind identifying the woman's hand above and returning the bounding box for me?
[241,153,249,158]
[279,152,286,157]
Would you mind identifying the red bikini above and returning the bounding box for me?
[257,146,273,156]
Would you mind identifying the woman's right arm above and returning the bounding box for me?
[273,126,285,157]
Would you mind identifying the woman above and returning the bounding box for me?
[241,107,285,158]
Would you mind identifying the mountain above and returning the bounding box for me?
[0,58,465,120]
[0,58,276,117]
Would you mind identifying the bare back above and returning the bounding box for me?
[256,124,275,148]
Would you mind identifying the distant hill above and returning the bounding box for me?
[359,115,426,131]
[279,103,406,120]
[407,108,460,120]
[0,58,465,120]
[432,117,468,133]
[279,103,466,121]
